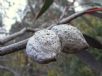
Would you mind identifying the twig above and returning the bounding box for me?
[58,9,89,24]
[27,0,35,18]
[59,0,75,21]
[0,39,28,56]
[59,7,67,20]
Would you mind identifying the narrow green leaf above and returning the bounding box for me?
[35,0,54,19]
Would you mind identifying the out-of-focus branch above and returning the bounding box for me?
[59,7,67,20]
[59,0,75,21]
[27,0,35,18]
[0,65,20,76]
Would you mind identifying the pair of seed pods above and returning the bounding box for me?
[26,24,89,64]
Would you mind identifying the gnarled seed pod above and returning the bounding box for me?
[26,29,61,64]
[51,24,89,53]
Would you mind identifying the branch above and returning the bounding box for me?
[0,39,28,56]
[0,27,37,45]
[0,65,20,76]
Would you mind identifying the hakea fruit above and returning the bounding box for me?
[26,29,61,64]
[51,24,89,53]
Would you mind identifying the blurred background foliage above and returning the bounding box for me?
[0,0,102,76]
